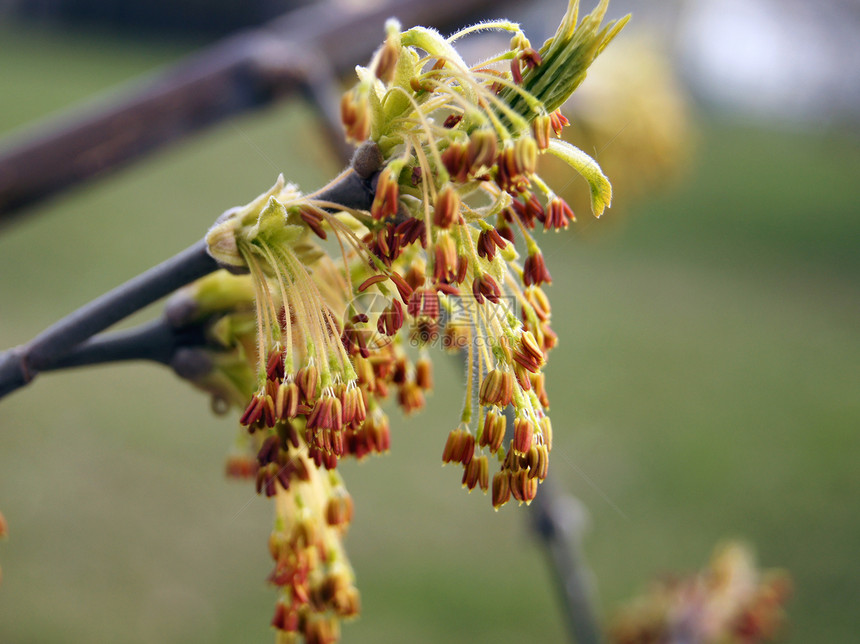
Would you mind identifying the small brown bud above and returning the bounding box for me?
[468,129,498,171]
[462,454,488,491]
[377,299,404,336]
[340,88,370,143]
[510,57,523,85]
[296,364,319,404]
[371,166,400,220]
[375,38,399,83]
[550,109,570,137]
[326,492,355,527]
[407,288,439,319]
[513,416,535,454]
[479,369,514,407]
[545,196,575,230]
[433,184,460,228]
[443,113,463,128]
[388,271,414,303]
[492,471,511,509]
[532,114,552,151]
[275,381,300,420]
[527,444,549,480]
[513,330,545,372]
[433,233,458,283]
[472,273,501,305]
[441,141,470,183]
[480,409,507,454]
[239,393,265,427]
[299,207,327,240]
[523,251,552,287]
[416,356,433,390]
[442,427,474,465]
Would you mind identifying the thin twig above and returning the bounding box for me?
[528,477,603,644]
[0,240,217,399]
[45,318,205,371]
[500,406,603,644]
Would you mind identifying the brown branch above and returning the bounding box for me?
[0,0,493,225]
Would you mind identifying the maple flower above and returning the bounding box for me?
[199,1,627,641]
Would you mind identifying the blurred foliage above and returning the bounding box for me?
[1,18,859,644]
[548,32,695,221]
[7,0,312,37]
[610,542,791,644]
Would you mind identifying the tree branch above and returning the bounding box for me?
[44,318,206,372]
[0,0,494,225]
[528,478,603,644]
[0,240,217,399]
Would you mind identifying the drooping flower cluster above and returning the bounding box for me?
[198,1,628,641]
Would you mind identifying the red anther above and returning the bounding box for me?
[299,208,327,240]
[545,196,575,230]
[443,113,463,128]
[358,274,387,291]
[550,109,570,137]
[523,252,552,287]
[388,271,413,303]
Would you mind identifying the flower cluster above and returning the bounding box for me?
[609,543,792,644]
[199,1,627,641]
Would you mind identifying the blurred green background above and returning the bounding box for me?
[1,13,859,644]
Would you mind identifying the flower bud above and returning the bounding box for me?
[513,416,535,454]
[532,114,552,151]
[515,136,538,176]
[467,129,498,171]
[326,492,355,527]
[442,427,474,465]
[433,184,460,228]
[492,471,511,509]
[480,409,507,454]
[472,273,501,305]
[371,166,400,221]
[462,454,488,491]
[539,415,553,451]
[377,299,404,336]
[296,364,319,404]
[477,226,507,261]
[479,369,514,407]
[513,330,546,373]
[374,35,400,84]
[441,141,470,183]
[545,196,575,230]
[416,356,433,391]
[340,87,370,143]
[549,109,570,137]
[433,233,458,283]
[527,444,549,480]
[523,251,552,287]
